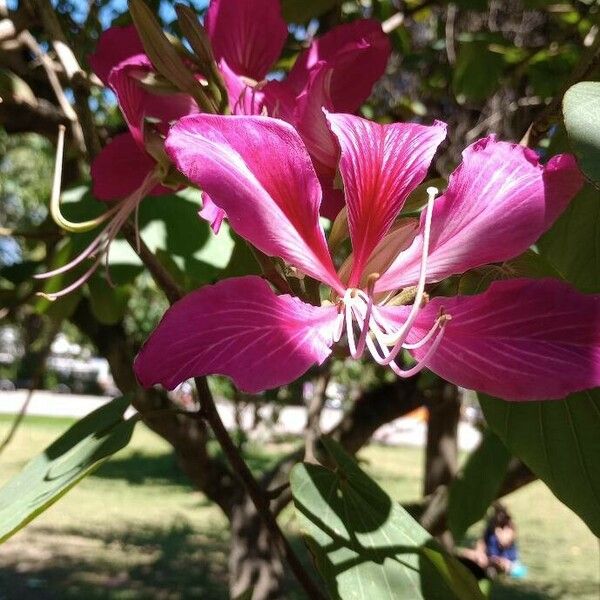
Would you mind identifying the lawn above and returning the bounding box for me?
[0,415,597,599]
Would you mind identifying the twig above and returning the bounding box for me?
[123,221,326,599]
[304,370,331,463]
[19,30,87,156]
[121,221,185,306]
[382,0,436,33]
[0,388,33,454]
[32,0,100,157]
[445,3,457,66]
[0,319,62,456]
[0,226,61,241]
[194,377,327,600]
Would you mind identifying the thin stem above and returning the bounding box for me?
[247,244,293,295]
[125,226,325,599]
[121,221,184,306]
[193,376,326,600]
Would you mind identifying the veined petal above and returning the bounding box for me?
[91,133,170,200]
[378,138,584,292]
[287,19,391,113]
[389,278,600,401]
[165,114,342,292]
[326,113,447,286]
[295,63,338,180]
[134,276,338,393]
[204,0,287,80]
[88,25,144,85]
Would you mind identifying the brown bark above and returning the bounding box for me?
[423,381,461,497]
[229,496,285,600]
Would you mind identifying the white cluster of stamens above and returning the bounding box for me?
[332,187,450,376]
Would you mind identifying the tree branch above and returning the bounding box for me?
[123,219,326,598]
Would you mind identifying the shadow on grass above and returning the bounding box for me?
[91,450,192,487]
[0,520,229,599]
[91,446,282,488]
[491,578,600,600]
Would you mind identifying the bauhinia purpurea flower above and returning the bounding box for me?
[36,0,390,300]
[134,112,600,401]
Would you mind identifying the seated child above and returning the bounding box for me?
[460,503,526,579]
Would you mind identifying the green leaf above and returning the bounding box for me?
[456,249,561,296]
[281,0,337,23]
[453,41,505,104]
[528,46,578,98]
[87,276,130,325]
[291,439,484,600]
[447,430,511,541]
[0,396,136,544]
[54,186,234,288]
[563,81,600,185]
[402,178,446,215]
[480,391,600,537]
[538,184,600,293]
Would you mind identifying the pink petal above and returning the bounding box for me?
[219,59,267,116]
[88,25,144,85]
[384,278,600,401]
[204,0,287,80]
[326,113,447,286]
[378,138,584,292]
[294,62,338,181]
[134,276,338,393]
[91,133,170,200]
[108,54,197,144]
[287,19,391,112]
[199,193,226,234]
[165,114,342,292]
[261,79,298,123]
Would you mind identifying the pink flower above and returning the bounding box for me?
[133,113,599,401]
[89,25,196,200]
[204,0,391,220]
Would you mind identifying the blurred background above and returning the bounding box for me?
[1,0,599,598]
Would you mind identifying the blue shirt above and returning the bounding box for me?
[484,529,518,562]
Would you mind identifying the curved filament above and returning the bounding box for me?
[36,171,158,300]
[50,125,121,233]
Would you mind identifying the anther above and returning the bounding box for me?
[366,272,380,296]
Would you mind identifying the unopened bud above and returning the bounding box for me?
[128,0,217,113]
[175,4,229,112]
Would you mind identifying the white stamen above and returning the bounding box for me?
[376,186,437,356]
[388,324,447,378]
[36,171,158,299]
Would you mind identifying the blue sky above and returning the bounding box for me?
[7,0,209,28]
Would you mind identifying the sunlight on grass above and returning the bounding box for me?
[0,415,597,599]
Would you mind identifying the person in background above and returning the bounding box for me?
[460,503,527,579]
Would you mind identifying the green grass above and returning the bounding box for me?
[0,415,597,599]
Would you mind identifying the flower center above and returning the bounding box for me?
[333,187,451,377]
